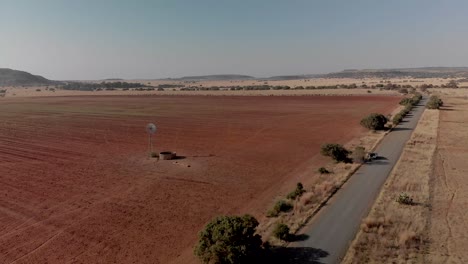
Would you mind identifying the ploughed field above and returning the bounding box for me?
[0,95,400,263]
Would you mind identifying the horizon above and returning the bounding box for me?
[2,1,468,80]
[6,66,468,81]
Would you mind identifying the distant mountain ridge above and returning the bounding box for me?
[169,74,254,81]
[257,67,468,80]
[321,67,468,79]
[0,68,55,86]
[3,67,468,86]
[265,74,321,80]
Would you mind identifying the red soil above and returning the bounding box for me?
[0,95,400,263]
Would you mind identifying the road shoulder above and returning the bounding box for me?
[342,109,439,263]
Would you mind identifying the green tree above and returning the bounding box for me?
[399,98,414,106]
[360,113,388,130]
[392,113,404,125]
[320,143,351,163]
[273,223,291,241]
[352,146,366,163]
[194,215,263,264]
[426,96,444,109]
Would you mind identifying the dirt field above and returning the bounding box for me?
[427,95,468,263]
[0,95,400,263]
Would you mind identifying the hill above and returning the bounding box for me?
[265,74,321,80]
[0,68,55,86]
[103,78,124,81]
[321,67,468,79]
[172,74,254,81]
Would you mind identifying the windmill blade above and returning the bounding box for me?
[146,123,157,135]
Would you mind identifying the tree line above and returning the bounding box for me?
[61,81,148,91]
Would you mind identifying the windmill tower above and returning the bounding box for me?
[146,123,157,157]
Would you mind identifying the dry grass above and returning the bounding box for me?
[429,88,468,97]
[342,109,439,263]
[3,77,462,99]
[137,77,456,88]
[1,86,400,98]
[426,92,468,263]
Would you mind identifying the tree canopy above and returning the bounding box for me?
[194,214,263,264]
[360,113,388,130]
[320,143,351,163]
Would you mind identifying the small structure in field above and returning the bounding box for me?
[159,151,176,160]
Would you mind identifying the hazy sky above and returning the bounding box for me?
[2,0,468,80]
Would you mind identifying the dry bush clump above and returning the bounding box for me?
[361,216,392,233]
[398,230,419,248]
[299,192,316,206]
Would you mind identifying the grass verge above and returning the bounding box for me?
[258,104,405,245]
[342,109,439,263]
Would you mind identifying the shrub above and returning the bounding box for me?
[194,214,263,264]
[36,89,41,92]
[396,193,413,205]
[392,113,404,125]
[399,98,413,106]
[267,200,293,217]
[287,182,305,200]
[398,88,408,94]
[393,93,423,126]
[320,143,351,163]
[426,96,443,109]
[318,167,330,174]
[273,223,290,241]
[400,93,422,107]
[361,217,392,232]
[398,230,418,247]
[352,146,366,163]
[412,93,422,103]
[445,80,458,88]
[360,113,388,130]
[403,104,413,114]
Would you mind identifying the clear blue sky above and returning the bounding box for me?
[1,0,468,80]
